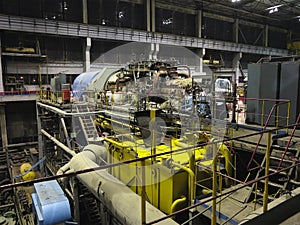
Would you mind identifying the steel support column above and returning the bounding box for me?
[84,37,91,72]
[151,0,155,32]
[196,10,203,38]
[82,0,88,24]
[264,25,269,47]
[233,19,239,43]
[147,0,151,32]
[149,43,159,60]
[232,52,242,86]
[36,104,45,175]
[82,0,90,72]
[0,37,4,94]
[232,52,242,123]
[196,48,206,75]
[0,104,7,152]
[146,0,155,32]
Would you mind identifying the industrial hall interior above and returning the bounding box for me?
[1,0,300,225]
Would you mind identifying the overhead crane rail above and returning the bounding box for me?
[0,14,289,56]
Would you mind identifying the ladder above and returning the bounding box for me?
[245,114,300,204]
[75,103,102,145]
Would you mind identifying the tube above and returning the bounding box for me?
[41,129,76,157]
[67,146,178,225]
[170,196,187,214]
[171,161,195,205]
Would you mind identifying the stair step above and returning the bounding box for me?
[255,191,276,201]
[269,168,287,175]
[270,156,293,163]
[260,180,284,188]
[272,144,298,150]
[290,179,300,185]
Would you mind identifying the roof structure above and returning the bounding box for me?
[157,0,300,31]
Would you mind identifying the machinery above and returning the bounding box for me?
[3,60,300,225]
[69,60,233,221]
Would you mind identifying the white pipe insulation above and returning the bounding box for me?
[65,145,179,225]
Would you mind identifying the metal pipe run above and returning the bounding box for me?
[3,121,300,191]
[171,161,195,205]
[145,161,300,225]
[211,143,217,225]
[41,129,76,157]
[170,196,187,214]
[67,146,178,225]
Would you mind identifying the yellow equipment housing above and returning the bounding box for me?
[104,135,232,215]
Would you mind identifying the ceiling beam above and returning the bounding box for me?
[235,0,257,7]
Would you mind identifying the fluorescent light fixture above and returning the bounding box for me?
[266,4,283,13]
[269,7,278,14]
[162,18,173,25]
[266,4,284,10]
[231,0,241,2]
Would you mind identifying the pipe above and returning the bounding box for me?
[0,203,14,209]
[103,137,134,149]
[171,161,195,205]
[56,162,71,176]
[171,138,206,160]
[211,144,217,225]
[41,129,76,157]
[141,159,146,224]
[60,118,71,149]
[217,143,232,186]
[170,196,187,214]
[68,148,178,225]
[56,144,107,176]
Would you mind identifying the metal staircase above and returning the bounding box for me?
[79,183,102,225]
[246,114,300,204]
[74,103,102,146]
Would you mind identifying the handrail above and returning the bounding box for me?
[276,113,300,170]
[246,101,287,171]
[0,90,39,96]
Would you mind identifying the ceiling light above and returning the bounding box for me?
[118,11,124,19]
[266,4,283,13]
[231,0,241,2]
[162,18,172,25]
[269,7,278,14]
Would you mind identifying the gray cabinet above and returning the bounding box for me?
[246,63,280,125]
[279,62,300,126]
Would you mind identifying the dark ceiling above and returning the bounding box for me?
[157,0,300,31]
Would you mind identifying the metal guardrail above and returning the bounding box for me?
[0,14,289,56]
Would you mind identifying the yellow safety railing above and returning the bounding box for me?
[245,98,290,133]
